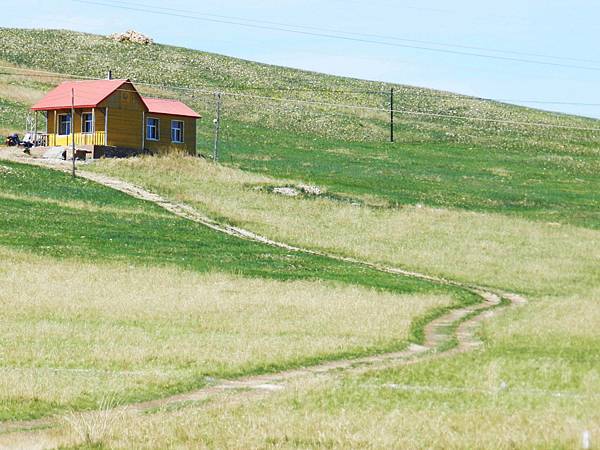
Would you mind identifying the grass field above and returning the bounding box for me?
[0,160,469,422]
[219,124,600,229]
[0,27,598,449]
[89,156,600,297]
[8,287,600,449]
[0,247,453,422]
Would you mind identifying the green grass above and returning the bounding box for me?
[0,161,447,292]
[220,122,600,229]
[0,97,28,135]
[89,156,600,298]
[0,28,598,229]
[0,160,477,421]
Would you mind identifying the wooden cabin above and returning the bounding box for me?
[31,79,201,158]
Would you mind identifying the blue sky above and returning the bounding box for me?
[4,0,600,118]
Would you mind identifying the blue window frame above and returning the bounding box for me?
[146,117,159,141]
[82,113,93,134]
[171,120,184,143]
[58,114,71,136]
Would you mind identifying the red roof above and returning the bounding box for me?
[142,97,201,118]
[31,79,201,119]
[31,79,130,111]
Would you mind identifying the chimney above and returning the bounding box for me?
[107,69,112,80]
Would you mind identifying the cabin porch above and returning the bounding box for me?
[40,108,108,148]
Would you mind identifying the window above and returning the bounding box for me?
[171,120,184,143]
[146,117,159,141]
[82,113,93,134]
[58,114,71,136]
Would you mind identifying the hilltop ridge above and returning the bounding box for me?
[0,27,598,147]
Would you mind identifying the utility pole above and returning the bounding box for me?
[390,87,394,143]
[71,88,76,177]
[213,92,222,163]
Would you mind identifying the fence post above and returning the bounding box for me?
[71,88,76,177]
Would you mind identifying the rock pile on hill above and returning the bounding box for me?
[271,185,324,197]
[109,30,154,45]
[298,184,323,196]
[273,187,299,197]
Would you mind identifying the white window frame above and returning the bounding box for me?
[171,120,184,144]
[81,112,93,134]
[58,113,71,136]
[146,117,160,141]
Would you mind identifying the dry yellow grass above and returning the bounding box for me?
[91,156,600,296]
[0,80,46,106]
[18,370,598,450]
[0,246,452,419]
[14,291,598,449]
[490,287,600,341]
[0,67,51,105]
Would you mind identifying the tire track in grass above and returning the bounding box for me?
[0,157,527,440]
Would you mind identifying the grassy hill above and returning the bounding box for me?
[2,27,600,147]
[0,28,598,228]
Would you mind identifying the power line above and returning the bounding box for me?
[4,65,600,108]
[490,98,600,107]
[388,107,600,131]
[0,66,380,95]
[2,65,600,132]
[98,0,600,66]
[0,65,96,80]
[199,89,600,132]
[109,82,600,132]
[74,0,600,72]
[0,71,90,80]
[99,87,600,126]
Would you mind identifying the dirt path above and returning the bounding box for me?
[0,157,527,443]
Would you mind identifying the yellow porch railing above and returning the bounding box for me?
[47,131,106,147]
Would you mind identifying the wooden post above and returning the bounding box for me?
[34,111,38,147]
[71,88,76,177]
[142,111,146,152]
[42,111,47,146]
[92,107,96,146]
[104,107,109,146]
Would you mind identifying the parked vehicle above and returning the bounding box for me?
[6,133,20,146]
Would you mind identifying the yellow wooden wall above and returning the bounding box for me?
[144,115,197,155]
[99,82,144,149]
